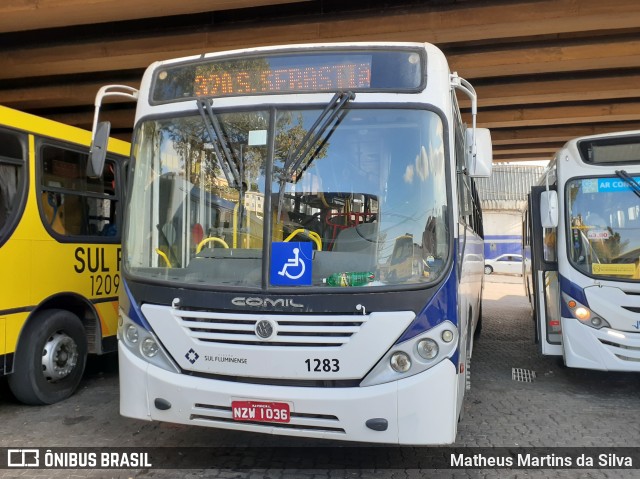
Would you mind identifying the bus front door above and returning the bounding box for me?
[529,186,563,356]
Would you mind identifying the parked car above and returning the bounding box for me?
[484,253,529,275]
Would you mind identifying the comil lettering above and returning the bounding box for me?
[232,297,304,308]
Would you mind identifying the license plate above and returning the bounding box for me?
[231,400,290,424]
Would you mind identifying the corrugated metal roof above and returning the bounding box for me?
[476,165,545,210]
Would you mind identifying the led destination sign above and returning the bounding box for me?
[194,62,371,97]
[152,49,424,102]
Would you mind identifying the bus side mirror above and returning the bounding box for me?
[87,121,111,178]
[540,190,558,228]
[466,128,492,178]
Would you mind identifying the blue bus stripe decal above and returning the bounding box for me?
[395,266,458,344]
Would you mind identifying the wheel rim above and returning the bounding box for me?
[41,331,79,382]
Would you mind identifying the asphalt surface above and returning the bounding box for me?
[1,274,639,478]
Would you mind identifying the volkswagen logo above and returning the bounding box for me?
[255,319,276,340]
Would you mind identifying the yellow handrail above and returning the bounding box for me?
[284,229,322,251]
[233,203,239,248]
[155,248,172,268]
[196,236,230,254]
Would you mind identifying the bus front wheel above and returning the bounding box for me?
[8,309,87,405]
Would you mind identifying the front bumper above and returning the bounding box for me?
[119,342,459,445]
[562,317,640,371]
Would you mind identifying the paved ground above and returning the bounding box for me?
[1,274,639,478]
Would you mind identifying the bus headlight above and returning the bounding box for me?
[141,338,160,358]
[361,320,459,387]
[417,338,439,359]
[562,293,610,330]
[574,307,590,321]
[124,324,139,345]
[441,330,454,343]
[390,352,411,372]
[118,308,179,373]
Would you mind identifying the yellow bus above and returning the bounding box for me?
[0,105,129,404]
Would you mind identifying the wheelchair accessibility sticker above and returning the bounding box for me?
[270,242,312,286]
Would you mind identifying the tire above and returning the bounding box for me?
[8,309,87,405]
[484,265,493,275]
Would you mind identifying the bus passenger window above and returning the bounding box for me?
[39,144,119,239]
[0,130,26,236]
[42,191,64,233]
[0,164,19,231]
[543,227,557,262]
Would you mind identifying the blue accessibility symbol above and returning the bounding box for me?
[270,242,312,286]
[632,321,640,330]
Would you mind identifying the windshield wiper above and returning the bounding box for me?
[276,91,355,221]
[197,98,241,189]
[282,91,355,182]
[615,169,640,200]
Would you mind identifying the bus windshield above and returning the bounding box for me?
[126,107,449,288]
[567,175,640,280]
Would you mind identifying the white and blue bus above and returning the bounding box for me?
[524,130,640,370]
[90,42,492,445]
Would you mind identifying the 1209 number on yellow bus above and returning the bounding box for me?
[74,246,121,297]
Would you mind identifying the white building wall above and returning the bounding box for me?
[484,210,523,259]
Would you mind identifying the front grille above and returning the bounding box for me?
[176,309,367,347]
[614,354,640,362]
[621,306,640,313]
[599,339,640,352]
[617,288,640,314]
[185,370,361,388]
[599,337,640,362]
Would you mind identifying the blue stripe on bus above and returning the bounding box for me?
[122,278,152,330]
[559,275,588,317]
[395,266,458,343]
